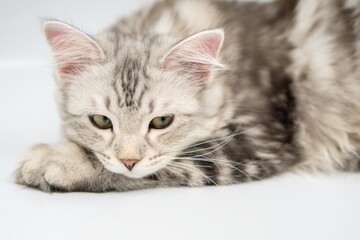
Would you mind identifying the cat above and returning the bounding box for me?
[13,0,360,192]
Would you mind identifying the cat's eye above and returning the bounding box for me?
[149,115,174,129]
[90,115,113,129]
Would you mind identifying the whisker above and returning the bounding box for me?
[165,125,251,156]
[153,172,164,185]
[182,134,241,149]
[173,157,253,182]
[186,126,243,158]
[166,165,192,186]
[172,162,218,186]
[174,156,246,166]
[195,157,253,182]
[179,132,244,155]
[171,126,244,152]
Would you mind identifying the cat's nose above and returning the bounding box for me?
[120,159,138,171]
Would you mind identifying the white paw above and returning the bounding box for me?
[13,143,91,192]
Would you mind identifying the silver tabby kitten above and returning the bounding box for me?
[13,0,360,192]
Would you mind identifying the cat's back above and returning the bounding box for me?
[111,1,277,34]
[107,0,294,79]
[286,0,360,172]
[109,0,293,44]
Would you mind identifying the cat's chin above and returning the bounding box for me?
[121,170,151,179]
[102,163,162,179]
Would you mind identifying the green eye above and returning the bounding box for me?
[90,115,113,129]
[149,115,174,129]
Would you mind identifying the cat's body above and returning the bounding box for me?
[14,0,360,192]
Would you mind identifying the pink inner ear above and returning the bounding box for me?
[45,27,80,74]
[44,21,104,76]
[197,34,222,58]
[45,26,66,44]
[162,29,224,82]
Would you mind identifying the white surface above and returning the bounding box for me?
[1,1,360,240]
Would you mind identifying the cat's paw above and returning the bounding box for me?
[13,143,81,192]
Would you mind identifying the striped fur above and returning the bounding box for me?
[13,0,360,192]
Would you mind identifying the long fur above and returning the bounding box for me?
[13,0,360,192]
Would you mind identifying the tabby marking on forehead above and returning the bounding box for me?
[111,57,150,109]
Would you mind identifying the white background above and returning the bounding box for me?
[1,1,360,240]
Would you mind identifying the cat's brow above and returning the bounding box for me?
[112,56,150,109]
[104,96,111,111]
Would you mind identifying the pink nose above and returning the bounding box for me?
[120,159,138,171]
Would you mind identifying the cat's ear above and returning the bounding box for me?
[43,20,105,76]
[161,29,225,85]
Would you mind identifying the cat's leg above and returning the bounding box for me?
[13,142,162,192]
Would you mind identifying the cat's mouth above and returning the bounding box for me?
[94,152,171,178]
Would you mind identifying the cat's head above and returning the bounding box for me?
[44,21,225,178]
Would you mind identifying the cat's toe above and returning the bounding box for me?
[13,144,68,192]
[19,161,52,192]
